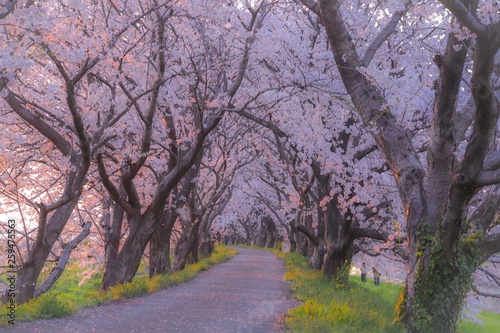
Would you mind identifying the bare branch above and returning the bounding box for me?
[97,154,133,215]
[476,170,500,187]
[484,150,500,171]
[439,0,491,39]
[1,78,72,156]
[299,0,321,17]
[361,0,411,67]
[235,110,287,138]
[479,234,500,262]
[471,284,500,299]
[296,224,318,246]
[34,221,91,298]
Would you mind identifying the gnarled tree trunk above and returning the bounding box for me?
[16,199,80,303]
[171,217,201,272]
[303,0,500,331]
[101,210,157,289]
[149,210,176,278]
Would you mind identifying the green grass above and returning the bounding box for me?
[281,252,403,333]
[281,252,500,333]
[1,245,236,326]
[459,311,500,333]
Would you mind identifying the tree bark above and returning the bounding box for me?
[34,222,91,298]
[321,194,354,284]
[308,0,500,331]
[16,199,80,303]
[309,166,327,270]
[149,210,176,278]
[101,210,156,289]
[104,191,125,275]
[171,217,201,272]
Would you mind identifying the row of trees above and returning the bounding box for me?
[0,0,281,300]
[1,0,499,332]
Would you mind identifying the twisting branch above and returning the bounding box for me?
[97,154,134,215]
[33,221,92,298]
[472,265,500,299]
[1,78,72,156]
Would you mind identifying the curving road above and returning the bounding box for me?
[3,247,297,333]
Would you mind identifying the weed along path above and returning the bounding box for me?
[5,247,297,333]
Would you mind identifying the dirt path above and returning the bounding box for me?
[3,247,297,333]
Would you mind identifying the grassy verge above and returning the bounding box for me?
[280,251,500,333]
[281,252,403,333]
[460,311,500,333]
[1,245,236,326]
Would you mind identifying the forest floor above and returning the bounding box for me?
[3,247,297,333]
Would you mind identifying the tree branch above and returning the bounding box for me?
[479,234,500,262]
[439,0,490,38]
[299,0,321,17]
[1,78,72,156]
[361,0,411,67]
[34,221,91,298]
[296,224,318,246]
[97,154,133,215]
[0,0,18,20]
[471,284,500,299]
[476,170,500,187]
[468,190,500,233]
[484,150,500,171]
[235,110,287,138]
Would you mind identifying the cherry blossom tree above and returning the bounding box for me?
[96,0,279,288]
[0,0,151,302]
[300,0,500,331]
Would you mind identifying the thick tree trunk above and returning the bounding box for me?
[190,225,200,264]
[310,196,327,270]
[149,211,176,278]
[104,197,124,275]
[101,210,156,290]
[401,240,480,333]
[310,240,326,270]
[258,219,267,248]
[312,163,353,279]
[289,234,297,253]
[198,238,213,258]
[197,218,216,259]
[293,208,311,256]
[322,198,354,284]
[16,199,79,303]
[171,218,201,272]
[322,240,354,284]
[258,216,277,248]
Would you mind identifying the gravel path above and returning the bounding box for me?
[3,247,297,333]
